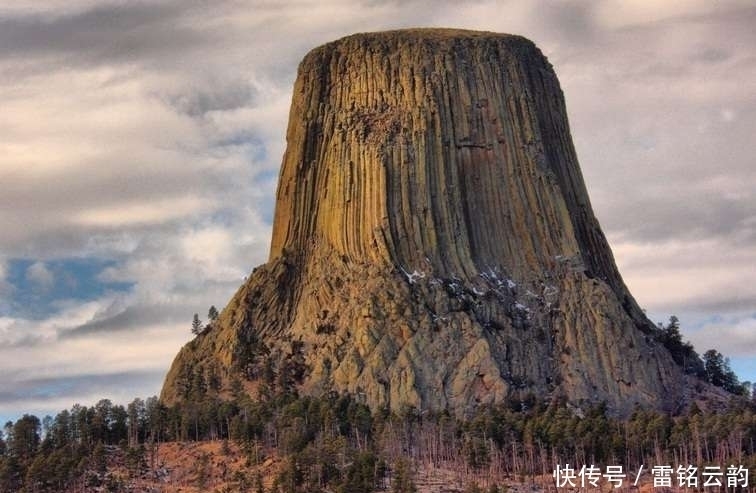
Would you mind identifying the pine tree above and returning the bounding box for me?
[92,441,107,474]
[392,458,416,493]
[208,305,219,321]
[191,313,203,335]
[703,349,744,394]
[8,414,41,462]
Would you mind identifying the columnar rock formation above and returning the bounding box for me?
[162,29,688,416]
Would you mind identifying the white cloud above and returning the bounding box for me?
[181,227,236,279]
[0,297,106,346]
[0,291,189,419]
[74,196,211,227]
[687,315,756,358]
[25,261,54,290]
[612,237,756,313]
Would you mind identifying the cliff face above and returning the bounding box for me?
[162,29,687,416]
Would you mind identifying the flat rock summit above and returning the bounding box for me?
[162,29,692,416]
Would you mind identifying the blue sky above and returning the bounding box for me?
[2,258,133,319]
[0,0,754,424]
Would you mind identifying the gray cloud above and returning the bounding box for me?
[165,80,256,117]
[0,1,209,67]
[63,304,189,339]
[61,279,245,339]
[685,314,756,359]
[539,1,597,44]
[603,186,756,244]
[0,370,164,404]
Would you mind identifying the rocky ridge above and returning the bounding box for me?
[162,29,689,416]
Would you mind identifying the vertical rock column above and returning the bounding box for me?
[162,29,687,416]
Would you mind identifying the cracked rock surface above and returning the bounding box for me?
[162,29,688,416]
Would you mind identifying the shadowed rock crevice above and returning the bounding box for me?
[162,29,689,416]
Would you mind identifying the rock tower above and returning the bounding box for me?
[162,29,687,416]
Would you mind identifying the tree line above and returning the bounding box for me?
[0,313,752,492]
[654,315,751,395]
[2,379,756,492]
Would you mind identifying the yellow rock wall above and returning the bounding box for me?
[162,30,688,416]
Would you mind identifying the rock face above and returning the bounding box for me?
[162,29,687,416]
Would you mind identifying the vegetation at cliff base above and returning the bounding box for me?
[2,386,756,492]
[653,316,751,396]
[1,314,753,492]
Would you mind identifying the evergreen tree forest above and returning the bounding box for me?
[1,316,755,492]
[2,382,756,492]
